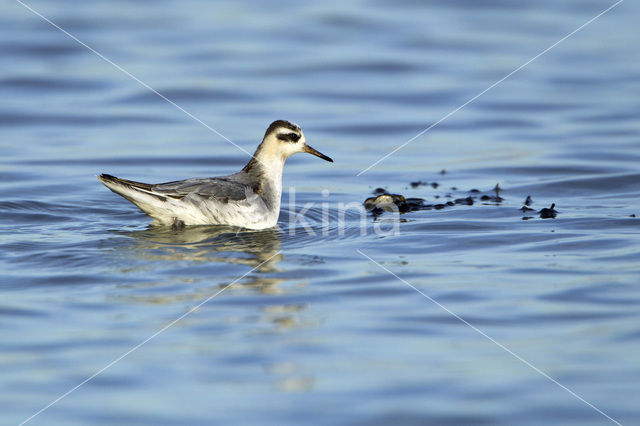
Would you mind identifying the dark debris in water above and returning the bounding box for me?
[368,174,634,222]
[491,184,504,202]
[408,180,441,189]
[455,196,474,206]
[364,193,425,215]
[520,195,560,220]
[520,195,536,213]
[539,203,558,219]
[522,201,559,220]
[364,181,505,218]
[364,176,570,222]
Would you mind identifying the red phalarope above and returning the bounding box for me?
[98,120,333,229]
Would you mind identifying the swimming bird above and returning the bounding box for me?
[98,120,333,229]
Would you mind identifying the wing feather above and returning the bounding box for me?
[152,177,249,201]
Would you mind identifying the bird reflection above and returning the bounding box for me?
[123,224,283,272]
[114,224,291,297]
[114,225,315,390]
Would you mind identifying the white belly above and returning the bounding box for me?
[149,192,281,229]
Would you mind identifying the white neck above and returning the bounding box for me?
[259,154,284,193]
[249,147,286,211]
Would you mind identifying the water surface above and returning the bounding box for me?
[1,0,639,425]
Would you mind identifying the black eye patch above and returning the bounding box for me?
[277,132,300,143]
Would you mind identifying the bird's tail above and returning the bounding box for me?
[98,174,172,222]
[98,174,154,192]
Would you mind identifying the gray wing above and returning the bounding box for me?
[152,177,250,201]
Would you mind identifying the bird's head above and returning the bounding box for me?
[260,120,333,163]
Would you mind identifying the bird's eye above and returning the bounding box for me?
[278,132,300,143]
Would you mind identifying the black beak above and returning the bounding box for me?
[304,144,333,162]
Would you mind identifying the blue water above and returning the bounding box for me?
[1,0,639,424]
